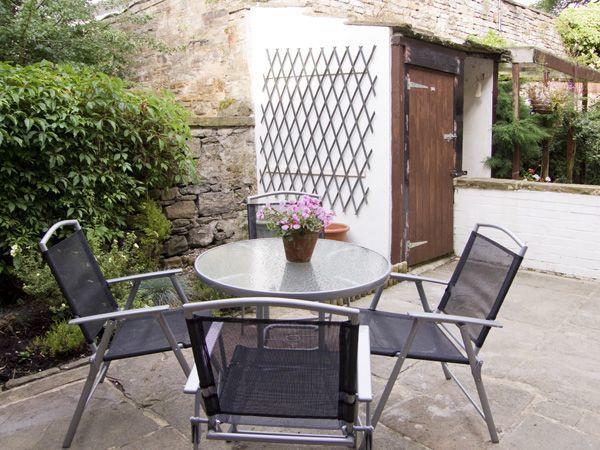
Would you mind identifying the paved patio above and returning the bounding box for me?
[1,261,600,449]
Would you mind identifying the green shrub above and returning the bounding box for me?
[0,0,144,76]
[31,320,85,357]
[0,62,194,273]
[130,200,172,268]
[556,4,600,70]
[486,78,549,178]
[11,232,150,309]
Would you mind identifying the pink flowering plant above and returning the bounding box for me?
[257,195,334,238]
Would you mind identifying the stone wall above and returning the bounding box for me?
[121,0,565,117]
[158,123,255,265]
[116,0,568,263]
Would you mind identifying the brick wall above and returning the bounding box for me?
[454,178,600,279]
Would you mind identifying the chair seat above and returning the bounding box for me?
[104,308,191,361]
[216,345,341,419]
[359,309,469,364]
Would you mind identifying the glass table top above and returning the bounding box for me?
[194,238,391,300]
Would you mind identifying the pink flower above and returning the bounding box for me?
[292,224,300,229]
[281,224,289,231]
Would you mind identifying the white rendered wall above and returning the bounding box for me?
[247,8,392,258]
[462,57,493,178]
[455,185,600,279]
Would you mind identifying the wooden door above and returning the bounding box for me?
[406,66,455,265]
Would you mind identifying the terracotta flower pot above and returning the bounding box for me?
[282,232,319,263]
[324,223,350,242]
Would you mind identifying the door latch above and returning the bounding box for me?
[443,133,457,141]
[407,240,428,249]
[451,169,468,178]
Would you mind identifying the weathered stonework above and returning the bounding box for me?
[158,125,255,263]
[120,0,569,264]
[122,0,565,117]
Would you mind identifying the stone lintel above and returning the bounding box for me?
[189,116,254,128]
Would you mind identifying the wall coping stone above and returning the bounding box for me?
[455,177,600,196]
[189,116,254,128]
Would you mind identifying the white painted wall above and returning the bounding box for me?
[455,185,600,279]
[247,7,392,258]
[462,57,493,178]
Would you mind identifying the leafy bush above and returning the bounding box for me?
[467,30,508,49]
[31,320,85,357]
[556,4,600,70]
[486,79,549,178]
[11,232,150,309]
[129,200,172,268]
[0,62,194,273]
[0,0,145,76]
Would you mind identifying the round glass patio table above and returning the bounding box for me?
[194,238,391,301]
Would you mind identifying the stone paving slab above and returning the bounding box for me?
[1,262,599,449]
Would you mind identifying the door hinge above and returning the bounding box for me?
[407,240,428,249]
[443,133,457,141]
[408,81,432,90]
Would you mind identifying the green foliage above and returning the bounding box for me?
[218,98,235,111]
[11,232,150,308]
[534,0,594,15]
[31,320,85,357]
[0,0,161,76]
[573,102,600,184]
[0,62,194,272]
[129,200,172,268]
[467,30,508,49]
[486,79,550,178]
[556,4,600,70]
[187,278,222,303]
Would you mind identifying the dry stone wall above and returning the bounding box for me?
[157,125,255,265]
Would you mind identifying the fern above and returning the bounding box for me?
[486,79,550,178]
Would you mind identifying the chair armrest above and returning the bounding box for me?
[390,273,448,285]
[357,325,372,402]
[184,322,223,394]
[106,269,182,285]
[69,305,171,325]
[406,311,502,328]
[184,364,200,394]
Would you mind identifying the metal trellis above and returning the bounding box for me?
[259,45,377,215]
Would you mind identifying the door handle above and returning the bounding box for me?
[443,133,457,142]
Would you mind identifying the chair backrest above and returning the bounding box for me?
[437,224,527,348]
[185,298,359,424]
[39,220,118,343]
[246,191,321,239]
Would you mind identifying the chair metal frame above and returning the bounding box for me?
[246,190,321,240]
[366,224,527,444]
[182,297,374,449]
[40,220,192,448]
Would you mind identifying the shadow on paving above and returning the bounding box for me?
[1,262,600,449]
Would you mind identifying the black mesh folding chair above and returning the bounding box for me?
[246,191,321,239]
[39,220,194,448]
[361,224,527,443]
[182,298,373,449]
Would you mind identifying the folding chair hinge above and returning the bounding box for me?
[201,385,217,397]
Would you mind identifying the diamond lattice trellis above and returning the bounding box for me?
[258,45,377,215]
